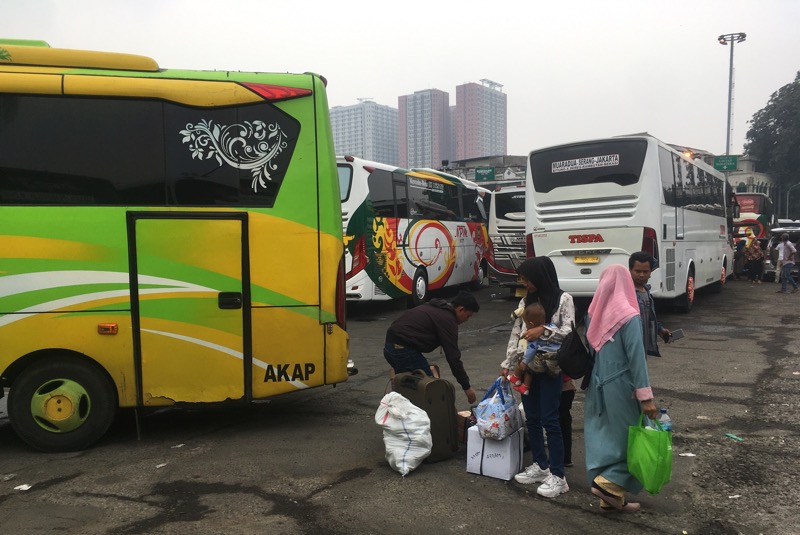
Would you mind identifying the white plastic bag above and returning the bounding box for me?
[375,392,432,476]
[475,378,520,441]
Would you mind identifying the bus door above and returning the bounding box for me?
[130,213,249,406]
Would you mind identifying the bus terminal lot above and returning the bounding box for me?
[2,280,799,534]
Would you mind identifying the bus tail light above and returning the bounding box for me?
[487,237,496,266]
[346,236,368,279]
[526,234,537,258]
[240,82,312,102]
[642,227,659,263]
[336,254,346,330]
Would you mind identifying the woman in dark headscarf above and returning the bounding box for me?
[500,257,576,498]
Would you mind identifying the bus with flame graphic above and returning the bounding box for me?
[338,156,490,305]
[0,40,351,452]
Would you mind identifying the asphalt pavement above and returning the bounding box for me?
[1,278,799,534]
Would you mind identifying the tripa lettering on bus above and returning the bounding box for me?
[568,234,605,244]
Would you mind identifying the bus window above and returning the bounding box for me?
[530,140,647,193]
[338,165,353,202]
[367,169,395,218]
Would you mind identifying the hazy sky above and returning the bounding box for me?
[4,0,799,157]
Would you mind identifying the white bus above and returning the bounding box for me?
[524,135,733,312]
[487,185,526,293]
[337,156,490,305]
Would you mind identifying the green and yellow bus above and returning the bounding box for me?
[0,40,350,451]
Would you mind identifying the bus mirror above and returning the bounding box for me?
[476,196,487,221]
[733,205,740,219]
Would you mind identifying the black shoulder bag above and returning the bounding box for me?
[556,321,593,379]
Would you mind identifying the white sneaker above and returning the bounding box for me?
[514,463,551,484]
[537,474,569,498]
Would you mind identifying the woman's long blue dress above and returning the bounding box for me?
[584,315,652,493]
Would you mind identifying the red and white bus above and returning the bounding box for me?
[338,156,490,305]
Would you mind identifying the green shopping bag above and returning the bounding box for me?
[627,413,673,494]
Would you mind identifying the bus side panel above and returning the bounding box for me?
[466,221,490,282]
[265,78,348,382]
[247,179,348,389]
[309,75,347,326]
[250,307,324,396]
[0,207,137,406]
[364,216,414,298]
[679,211,730,290]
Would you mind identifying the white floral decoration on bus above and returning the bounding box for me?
[180,119,287,192]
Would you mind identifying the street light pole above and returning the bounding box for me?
[718,32,746,156]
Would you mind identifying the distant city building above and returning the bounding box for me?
[330,100,398,165]
[398,89,451,169]
[453,80,507,160]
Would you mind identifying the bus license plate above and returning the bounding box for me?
[574,256,600,264]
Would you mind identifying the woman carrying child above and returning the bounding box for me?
[500,257,575,498]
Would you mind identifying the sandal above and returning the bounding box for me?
[599,503,618,513]
[591,483,640,513]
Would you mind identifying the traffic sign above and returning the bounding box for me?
[714,155,738,171]
[474,167,495,181]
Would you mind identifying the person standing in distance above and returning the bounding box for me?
[629,251,671,357]
[383,291,479,404]
[776,233,799,294]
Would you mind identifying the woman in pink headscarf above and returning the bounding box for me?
[583,264,659,513]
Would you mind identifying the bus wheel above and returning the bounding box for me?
[8,356,117,452]
[408,268,428,308]
[710,264,726,293]
[674,269,695,313]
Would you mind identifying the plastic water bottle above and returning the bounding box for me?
[658,408,673,432]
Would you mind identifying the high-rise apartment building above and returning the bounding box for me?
[330,100,399,165]
[398,89,451,169]
[453,80,507,160]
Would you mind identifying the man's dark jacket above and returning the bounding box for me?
[385,298,470,390]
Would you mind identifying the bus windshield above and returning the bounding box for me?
[733,192,774,238]
[529,139,648,193]
[736,193,766,214]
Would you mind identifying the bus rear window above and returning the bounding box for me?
[530,140,647,193]
[494,191,525,219]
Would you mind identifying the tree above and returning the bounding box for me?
[744,71,800,186]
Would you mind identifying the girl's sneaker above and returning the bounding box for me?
[514,463,550,484]
[537,474,569,498]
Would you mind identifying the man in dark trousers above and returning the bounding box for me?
[629,251,672,357]
[384,291,479,403]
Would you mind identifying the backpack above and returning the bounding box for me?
[556,321,593,379]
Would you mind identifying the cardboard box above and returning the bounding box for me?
[455,410,474,444]
[466,425,524,480]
